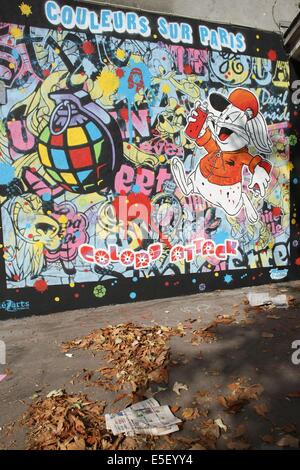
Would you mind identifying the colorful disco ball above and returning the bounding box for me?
[38,90,123,194]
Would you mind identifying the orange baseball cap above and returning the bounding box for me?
[228,89,259,118]
[209,88,259,119]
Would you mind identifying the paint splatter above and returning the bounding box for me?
[184,64,193,75]
[116,48,126,60]
[82,58,97,77]
[42,192,51,202]
[132,185,140,194]
[34,279,48,293]
[94,69,119,99]
[19,2,32,16]
[213,230,230,245]
[272,207,281,217]
[116,68,125,78]
[224,274,233,284]
[82,40,95,55]
[267,49,277,61]
[0,163,15,184]
[10,26,22,39]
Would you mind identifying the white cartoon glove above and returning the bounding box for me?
[187,101,204,122]
[248,165,270,198]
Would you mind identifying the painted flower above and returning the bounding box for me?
[135,253,149,269]
[171,247,184,262]
[276,142,285,151]
[93,284,107,298]
[120,250,134,265]
[95,250,110,265]
[289,135,298,146]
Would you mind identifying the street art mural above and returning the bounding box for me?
[0,0,299,317]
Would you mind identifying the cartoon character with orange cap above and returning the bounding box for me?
[171,88,273,223]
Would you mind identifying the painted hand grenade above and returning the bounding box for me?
[38,89,123,193]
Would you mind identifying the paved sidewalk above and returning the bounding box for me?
[1,281,300,450]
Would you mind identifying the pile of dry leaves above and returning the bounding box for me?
[23,391,150,450]
[62,323,184,392]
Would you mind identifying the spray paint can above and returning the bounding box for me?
[185,104,208,140]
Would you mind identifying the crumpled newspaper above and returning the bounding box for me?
[105,398,181,436]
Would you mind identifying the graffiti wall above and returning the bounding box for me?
[0,0,298,317]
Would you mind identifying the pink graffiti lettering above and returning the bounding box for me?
[170,238,239,263]
[115,164,172,195]
[140,140,184,158]
[79,243,163,270]
[7,120,35,158]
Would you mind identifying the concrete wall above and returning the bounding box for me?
[83,0,300,31]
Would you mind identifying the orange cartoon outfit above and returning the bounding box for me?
[196,129,263,186]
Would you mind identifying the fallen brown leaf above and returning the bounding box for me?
[280,424,297,434]
[66,437,86,451]
[287,391,300,398]
[261,332,274,338]
[219,380,264,415]
[200,419,220,441]
[194,390,211,406]
[253,403,269,417]
[189,443,206,450]
[112,393,130,404]
[227,382,264,400]
[261,434,274,444]
[276,435,299,448]
[170,405,180,414]
[218,395,249,414]
[233,424,247,439]
[182,408,199,421]
[227,439,250,450]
